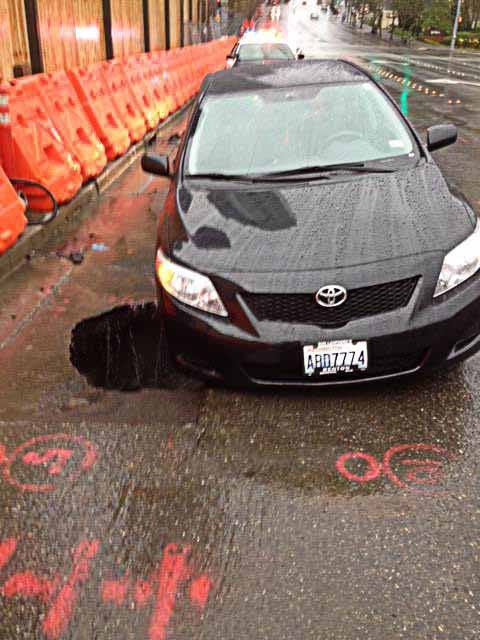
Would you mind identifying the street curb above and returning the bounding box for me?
[0,101,192,284]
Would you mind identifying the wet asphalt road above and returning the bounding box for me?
[1,10,480,640]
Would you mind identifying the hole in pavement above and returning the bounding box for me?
[70,303,194,391]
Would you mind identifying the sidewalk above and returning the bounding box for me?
[342,20,480,54]
[341,21,424,49]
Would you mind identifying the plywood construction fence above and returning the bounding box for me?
[2,0,29,80]
[36,0,106,72]
[111,0,144,58]
[7,0,29,71]
[169,0,181,48]
[149,0,167,50]
[0,0,15,81]
[1,0,194,80]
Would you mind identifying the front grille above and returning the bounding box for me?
[242,277,418,328]
[243,348,427,383]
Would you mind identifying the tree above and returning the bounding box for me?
[392,0,425,34]
[369,0,385,34]
[422,0,454,34]
[462,0,480,30]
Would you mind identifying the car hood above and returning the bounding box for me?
[170,162,474,275]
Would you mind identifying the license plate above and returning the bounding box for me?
[303,340,368,376]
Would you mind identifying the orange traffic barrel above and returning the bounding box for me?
[0,80,82,211]
[124,57,160,131]
[0,165,27,255]
[100,60,147,143]
[36,71,107,182]
[68,64,131,161]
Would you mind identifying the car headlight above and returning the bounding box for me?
[434,220,480,298]
[156,249,228,317]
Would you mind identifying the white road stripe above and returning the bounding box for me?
[425,78,480,87]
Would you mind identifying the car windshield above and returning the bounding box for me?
[186,82,416,177]
[237,43,295,61]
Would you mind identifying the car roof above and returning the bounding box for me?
[205,60,368,95]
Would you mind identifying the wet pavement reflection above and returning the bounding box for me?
[1,8,480,640]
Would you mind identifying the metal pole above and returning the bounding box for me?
[24,0,43,73]
[180,0,185,46]
[451,0,462,51]
[165,0,171,49]
[143,0,151,52]
[101,0,114,59]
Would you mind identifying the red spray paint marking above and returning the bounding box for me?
[397,459,444,485]
[23,449,73,476]
[102,573,130,606]
[336,444,453,494]
[0,434,98,492]
[0,537,99,639]
[100,544,212,638]
[189,574,213,609]
[0,538,16,571]
[335,452,382,483]
[383,444,453,493]
[2,571,60,603]
[149,544,192,640]
[42,539,100,640]
[1,538,213,640]
[134,578,154,607]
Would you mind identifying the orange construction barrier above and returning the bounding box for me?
[36,71,107,182]
[0,80,82,211]
[0,165,27,255]
[136,53,171,120]
[67,65,130,161]
[123,57,160,131]
[154,52,180,111]
[0,36,240,223]
[99,60,147,143]
[146,53,176,116]
[170,51,196,100]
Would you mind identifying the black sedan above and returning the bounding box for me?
[142,60,480,386]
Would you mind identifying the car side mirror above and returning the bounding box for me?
[297,52,305,60]
[427,124,457,152]
[141,153,170,177]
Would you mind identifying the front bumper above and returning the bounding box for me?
[161,282,480,387]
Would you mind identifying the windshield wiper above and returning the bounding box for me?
[185,163,396,183]
[252,162,396,178]
[185,173,255,182]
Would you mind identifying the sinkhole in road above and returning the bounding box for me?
[70,303,187,391]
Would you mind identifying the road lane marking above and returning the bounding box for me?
[425,78,480,87]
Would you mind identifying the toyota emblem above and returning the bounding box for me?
[315,285,348,308]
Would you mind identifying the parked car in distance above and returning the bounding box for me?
[226,33,303,67]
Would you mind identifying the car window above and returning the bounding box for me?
[237,44,295,61]
[186,82,416,176]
